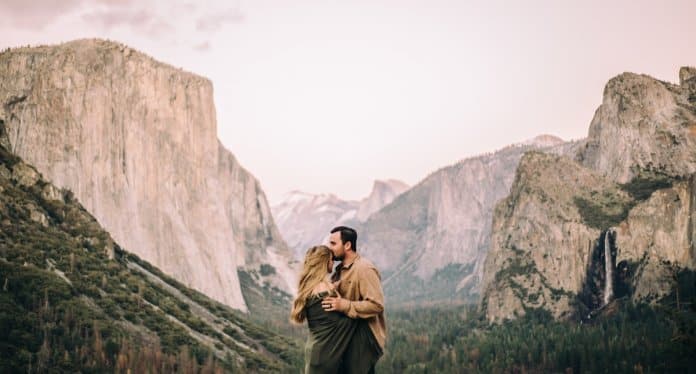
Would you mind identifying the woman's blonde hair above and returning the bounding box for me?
[290,245,333,323]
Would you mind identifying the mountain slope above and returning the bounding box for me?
[354,136,583,305]
[0,123,299,372]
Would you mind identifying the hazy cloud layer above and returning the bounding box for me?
[0,0,144,29]
[1,0,218,38]
[83,8,174,37]
[196,8,245,32]
[0,0,83,29]
[193,41,211,51]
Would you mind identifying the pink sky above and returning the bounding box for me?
[2,0,695,203]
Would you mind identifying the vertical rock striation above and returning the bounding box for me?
[0,39,295,311]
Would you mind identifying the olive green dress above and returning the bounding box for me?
[304,291,382,373]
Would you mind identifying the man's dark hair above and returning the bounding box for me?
[331,226,357,252]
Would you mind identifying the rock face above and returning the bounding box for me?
[271,179,409,260]
[614,175,696,302]
[0,39,295,312]
[355,179,410,222]
[481,152,628,321]
[354,136,583,305]
[481,67,696,322]
[579,69,696,182]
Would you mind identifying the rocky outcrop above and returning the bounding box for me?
[680,66,696,90]
[355,179,409,221]
[579,69,696,182]
[481,152,630,321]
[614,175,696,302]
[0,39,295,312]
[483,166,695,323]
[481,67,696,322]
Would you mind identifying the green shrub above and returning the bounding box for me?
[620,173,674,201]
[259,264,276,276]
[573,196,634,229]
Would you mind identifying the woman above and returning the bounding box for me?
[290,245,380,373]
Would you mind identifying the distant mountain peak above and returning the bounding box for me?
[520,134,565,148]
[372,179,409,190]
[272,179,410,259]
[356,179,410,221]
[281,190,316,204]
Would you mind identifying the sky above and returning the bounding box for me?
[2,0,695,203]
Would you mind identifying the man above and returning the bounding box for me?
[322,226,386,373]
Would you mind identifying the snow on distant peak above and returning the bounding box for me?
[282,190,314,204]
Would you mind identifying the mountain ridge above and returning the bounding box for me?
[0,119,300,372]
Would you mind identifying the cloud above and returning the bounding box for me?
[193,41,211,51]
[81,7,174,37]
[0,0,83,29]
[85,9,154,29]
[1,0,232,44]
[0,0,142,29]
[195,8,245,32]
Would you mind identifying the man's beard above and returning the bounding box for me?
[333,255,344,261]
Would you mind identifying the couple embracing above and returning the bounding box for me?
[290,226,386,373]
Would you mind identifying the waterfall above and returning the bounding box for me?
[603,229,614,305]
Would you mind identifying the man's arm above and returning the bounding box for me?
[344,267,384,319]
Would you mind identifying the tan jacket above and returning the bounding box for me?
[335,255,387,349]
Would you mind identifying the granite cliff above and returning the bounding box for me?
[0,39,296,312]
[481,67,696,322]
[579,67,696,182]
